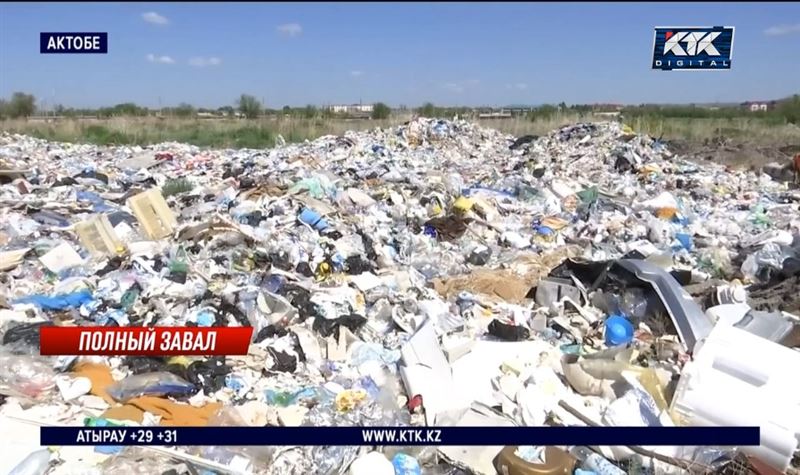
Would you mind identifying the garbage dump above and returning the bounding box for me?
[2,117,800,474]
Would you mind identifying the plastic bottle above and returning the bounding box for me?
[9,448,51,475]
[169,246,189,275]
[570,446,626,475]
[120,286,140,310]
[265,389,296,407]
[620,288,648,321]
[200,446,253,473]
[262,274,286,294]
[392,452,422,475]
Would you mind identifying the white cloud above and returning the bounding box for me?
[277,23,303,37]
[350,70,363,78]
[146,53,174,64]
[764,23,800,36]
[442,79,480,94]
[142,11,169,26]
[188,56,221,67]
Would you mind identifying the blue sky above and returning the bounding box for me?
[1,2,798,108]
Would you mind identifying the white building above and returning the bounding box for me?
[327,104,374,114]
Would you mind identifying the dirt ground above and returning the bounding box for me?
[667,137,800,173]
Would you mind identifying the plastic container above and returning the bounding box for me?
[493,445,576,475]
[715,284,747,305]
[604,314,634,347]
[126,188,177,239]
[74,214,126,256]
[670,325,800,471]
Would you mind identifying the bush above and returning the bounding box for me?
[419,102,436,118]
[372,102,391,120]
[83,125,131,145]
[776,95,800,124]
[6,92,36,118]
[174,103,195,118]
[238,94,262,119]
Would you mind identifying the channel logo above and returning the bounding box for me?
[652,26,734,71]
[40,32,108,54]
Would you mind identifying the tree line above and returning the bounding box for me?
[524,96,800,124]
[0,92,393,120]
[2,90,798,124]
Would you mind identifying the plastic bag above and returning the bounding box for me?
[12,289,94,310]
[0,353,56,400]
[99,447,180,474]
[107,372,196,401]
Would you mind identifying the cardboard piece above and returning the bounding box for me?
[438,403,516,475]
[399,320,460,425]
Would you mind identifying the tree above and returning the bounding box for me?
[776,95,800,124]
[238,94,262,119]
[175,103,196,118]
[105,102,148,117]
[419,102,436,117]
[7,92,36,118]
[217,106,235,117]
[372,102,391,120]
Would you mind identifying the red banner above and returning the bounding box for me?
[39,327,253,356]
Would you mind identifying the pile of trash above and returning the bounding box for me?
[1,118,800,475]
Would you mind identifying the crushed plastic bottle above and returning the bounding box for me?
[8,448,51,475]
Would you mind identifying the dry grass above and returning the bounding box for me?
[479,114,800,145]
[2,114,799,149]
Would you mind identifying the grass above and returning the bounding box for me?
[1,117,404,148]
[2,114,799,149]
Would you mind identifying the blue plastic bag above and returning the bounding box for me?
[14,289,94,310]
[107,372,195,401]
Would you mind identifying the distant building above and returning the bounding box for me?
[327,103,374,114]
[742,101,776,112]
[592,103,624,112]
[478,110,512,119]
